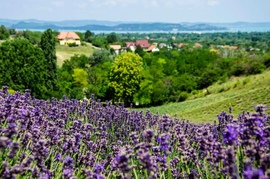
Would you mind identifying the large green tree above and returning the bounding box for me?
[107,33,117,43]
[57,55,89,99]
[40,29,57,91]
[84,30,94,42]
[89,49,113,66]
[0,25,10,40]
[109,52,143,104]
[87,61,112,101]
[0,39,47,97]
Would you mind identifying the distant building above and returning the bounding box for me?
[194,42,203,48]
[57,32,81,45]
[147,44,160,52]
[110,45,122,55]
[159,43,167,48]
[135,40,150,49]
[230,46,238,50]
[126,42,135,47]
[178,43,188,48]
[125,42,136,51]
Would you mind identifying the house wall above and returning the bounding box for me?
[59,39,81,45]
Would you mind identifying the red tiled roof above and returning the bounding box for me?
[178,43,188,48]
[57,32,80,40]
[147,44,156,51]
[136,40,149,48]
[194,43,203,47]
[126,42,135,47]
[230,46,238,50]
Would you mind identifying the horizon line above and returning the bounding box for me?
[1,18,270,24]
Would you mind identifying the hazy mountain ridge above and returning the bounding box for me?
[1,19,270,32]
[0,19,227,31]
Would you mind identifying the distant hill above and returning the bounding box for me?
[3,19,270,32]
[0,19,227,31]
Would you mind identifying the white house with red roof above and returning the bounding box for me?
[147,44,159,52]
[110,45,122,55]
[135,40,150,49]
[57,32,81,45]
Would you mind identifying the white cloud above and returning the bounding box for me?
[207,0,220,6]
[77,3,88,9]
[143,0,160,8]
[102,0,137,6]
[52,1,64,7]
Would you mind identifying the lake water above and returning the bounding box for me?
[17,26,270,34]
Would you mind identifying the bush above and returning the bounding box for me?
[68,42,79,47]
[242,77,251,85]
[246,61,266,75]
[230,62,246,76]
[177,91,189,102]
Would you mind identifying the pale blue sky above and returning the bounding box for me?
[1,0,270,22]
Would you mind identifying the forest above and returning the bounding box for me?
[0,25,270,107]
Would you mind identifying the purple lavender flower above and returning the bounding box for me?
[223,125,238,145]
[94,163,105,174]
[63,156,74,169]
[55,153,62,162]
[254,104,268,116]
[243,165,264,179]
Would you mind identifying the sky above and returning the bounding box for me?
[1,0,270,23]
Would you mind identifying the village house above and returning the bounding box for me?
[194,42,203,48]
[178,43,188,48]
[110,45,122,55]
[135,40,150,49]
[230,46,238,50]
[159,43,167,48]
[57,32,81,45]
[147,44,160,52]
[125,42,136,52]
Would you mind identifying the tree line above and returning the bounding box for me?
[0,27,270,107]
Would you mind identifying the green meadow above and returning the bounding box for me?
[136,70,270,123]
[56,43,95,67]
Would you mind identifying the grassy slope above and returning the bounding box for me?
[136,70,270,124]
[56,43,95,67]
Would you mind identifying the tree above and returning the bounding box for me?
[85,30,94,42]
[86,61,112,100]
[56,55,89,99]
[107,33,117,43]
[40,29,57,91]
[72,68,88,88]
[89,49,112,66]
[0,39,47,98]
[0,25,10,40]
[20,30,42,45]
[135,45,145,57]
[109,52,143,104]
[92,37,107,48]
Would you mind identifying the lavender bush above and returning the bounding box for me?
[0,86,270,179]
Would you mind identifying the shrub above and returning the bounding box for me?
[246,61,266,75]
[68,42,79,47]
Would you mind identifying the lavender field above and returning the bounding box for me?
[0,86,270,179]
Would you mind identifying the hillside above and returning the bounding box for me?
[136,70,270,123]
[56,43,95,67]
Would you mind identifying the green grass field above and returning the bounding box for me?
[135,70,270,124]
[56,43,95,67]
